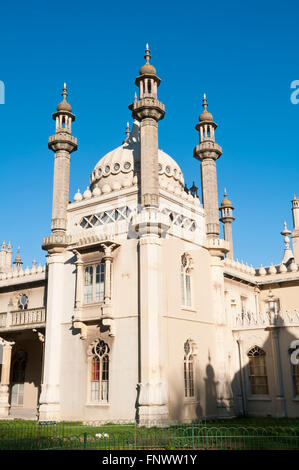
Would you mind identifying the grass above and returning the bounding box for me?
[0,417,298,450]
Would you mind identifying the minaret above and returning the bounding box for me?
[42,84,77,253]
[39,84,77,421]
[129,44,165,207]
[194,94,222,239]
[219,190,235,259]
[129,47,169,425]
[291,195,299,263]
[13,247,23,271]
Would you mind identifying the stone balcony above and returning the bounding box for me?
[0,307,46,332]
[232,309,299,330]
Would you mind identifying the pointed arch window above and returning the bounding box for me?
[247,346,268,395]
[184,340,195,398]
[90,340,110,402]
[181,254,193,308]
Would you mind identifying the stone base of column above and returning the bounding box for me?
[38,384,60,421]
[138,382,169,426]
[0,385,10,418]
[275,397,286,418]
[38,403,60,421]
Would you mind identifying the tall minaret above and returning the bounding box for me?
[219,190,235,259]
[291,195,299,263]
[43,84,77,253]
[39,85,77,421]
[194,94,222,239]
[129,47,169,425]
[129,44,165,207]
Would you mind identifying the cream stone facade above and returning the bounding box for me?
[0,47,298,422]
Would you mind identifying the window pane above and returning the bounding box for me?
[84,266,93,303]
[95,264,105,302]
[186,274,191,307]
[181,272,185,306]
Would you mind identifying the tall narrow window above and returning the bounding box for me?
[90,340,110,402]
[95,263,105,302]
[181,254,192,307]
[247,346,268,395]
[184,340,195,398]
[84,266,93,304]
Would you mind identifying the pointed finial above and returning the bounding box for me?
[144,44,151,64]
[224,188,227,197]
[134,91,137,102]
[202,93,208,112]
[62,83,68,101]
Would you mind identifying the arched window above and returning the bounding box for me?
[11,350,27,405]
[247,346,268,395]
[84,266,93,304]
[181,254,192,307]
[184,340,195,398]
[90,340,110,402]
[18,294,28,310]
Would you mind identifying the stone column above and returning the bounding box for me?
[201,158,220,238]
[39,253,66,420]
[269,327,286,417]
[140,118,159,207]
[138,233,168,424]
[0,338,14,417]
[73,251,83,313]
[51,150,71,234]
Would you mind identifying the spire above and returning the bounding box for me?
[56,83,72,113]
[145,43,151,63]
[281,221,294,264]
[13,246,23,270]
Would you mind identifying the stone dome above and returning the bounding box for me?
[90,121,184,193]
[199,110,213,122]
[57,99,72,112]
[221,193,232,207]
[140,63,157,75]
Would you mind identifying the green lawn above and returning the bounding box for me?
[0,418,298,450]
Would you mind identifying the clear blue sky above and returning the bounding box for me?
[0,0,298,268]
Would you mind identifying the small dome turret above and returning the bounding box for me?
[139,44,157,75]
[56,83,72,112]
[199,94,213,122]
[221,190,232,208]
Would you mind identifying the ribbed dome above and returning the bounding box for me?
[90,121,184,193]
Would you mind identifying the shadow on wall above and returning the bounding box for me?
[231,314,299,418]
[168,318,299,421]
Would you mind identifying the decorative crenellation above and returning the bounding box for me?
[224,256,299,278]
[233,309,299,329]
[0,263,46,281]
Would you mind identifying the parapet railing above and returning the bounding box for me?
[0,307,46,329]
[233,309,299,329]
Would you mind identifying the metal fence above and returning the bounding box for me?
[0,420,299,450]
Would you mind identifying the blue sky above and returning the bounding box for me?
[0,0,298,268]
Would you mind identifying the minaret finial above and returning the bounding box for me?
[202,93,208,112]
[280,221,293,264]
[126,122,130,138]
[144,43,151,64]
[62,83,68,101]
